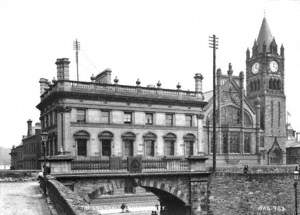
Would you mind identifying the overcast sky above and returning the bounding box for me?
[1,0,300,149]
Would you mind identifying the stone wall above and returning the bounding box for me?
[45,178,98,215]
[209,166,298,215]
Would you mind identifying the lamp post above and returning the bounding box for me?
[294,166,299,215]
[40,132,48,176]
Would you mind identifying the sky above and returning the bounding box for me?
[0,0,300,149]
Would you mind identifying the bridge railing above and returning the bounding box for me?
[70,157,190,173]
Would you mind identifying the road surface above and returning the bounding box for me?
[0,181,51,215]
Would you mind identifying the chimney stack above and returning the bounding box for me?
[56,58,70,80]
[194,73,203,93]
[39,78,50,95]
[92,69,112,84]
[27,119,33,137]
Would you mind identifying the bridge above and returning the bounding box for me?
[43,155,211,215]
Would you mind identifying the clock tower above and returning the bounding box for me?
[246,17,286,163]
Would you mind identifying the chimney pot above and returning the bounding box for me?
[27,119,33,137]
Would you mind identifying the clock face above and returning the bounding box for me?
[252,62,260,74]
[270,61,278,72]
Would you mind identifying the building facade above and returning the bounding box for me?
[36,17,287,168]
[37,59,207,161]
[10,120,42,170]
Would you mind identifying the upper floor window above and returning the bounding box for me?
[185,115,193,127]
[124,112,132,124]
[145,113,153,125]
[77,109,86,123]
[166,113,174,126]
[101,110,110,123]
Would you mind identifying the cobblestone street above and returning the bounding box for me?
[0,181,51,215]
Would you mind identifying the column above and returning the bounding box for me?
[197,114,205,155]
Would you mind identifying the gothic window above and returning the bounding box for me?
[143,132,157,156]
[244,133,251,153]
[74,130,90,156]
[183,133,196,156]
[229,132,240,153]
[122,132,136,157]
[278,102,281,127]
[271,101,274,128]
[98,131,113,157]
[257,80,260,90]
[222,132,228,153]
[260,136,264,147]
[221,106,240,126]
[163,133,176,156]
[269,79,272,89]
[244,112,253,127]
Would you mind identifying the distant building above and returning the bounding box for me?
[10,120,42,170]
[22,120,42,170]
[10,144,23,170]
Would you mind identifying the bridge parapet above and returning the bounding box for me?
[47,155,208,174]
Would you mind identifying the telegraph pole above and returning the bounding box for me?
[73,39,80,81]
[209,35,218,172]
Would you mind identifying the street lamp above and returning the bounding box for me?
[294,166,299,215]
[40,132,48,177]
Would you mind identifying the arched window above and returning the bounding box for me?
[121,132,136,157]
[74,130,90,157]
[244,111,253,128]
[98,131,113,157]
[163,133,176,156]
[269,79,273,89]
[143,132,157,157]
[277,80,281,90]
[183,133,196,156]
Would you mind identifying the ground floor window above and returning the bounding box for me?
[164,140,175,156]
[185,140,194,156]
[102,140,111,156]
[77,139,87,156]
[124,140,134,157]
[145,140,155,156]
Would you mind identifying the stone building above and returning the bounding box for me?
[37,58,207,160]
[22,120,42,170]
[10,120,42,170]
[203,17,286,165]
[10,144,23,170]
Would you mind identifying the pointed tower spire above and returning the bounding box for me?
[257,17,274,53]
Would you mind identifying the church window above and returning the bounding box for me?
[271,101,274,128]
[244,133,251,153]
[278,102,281,127]
[229,132,240,153]
[222,132,228,153]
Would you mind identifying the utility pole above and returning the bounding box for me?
[209,35,218,172]
[73,39,80,81]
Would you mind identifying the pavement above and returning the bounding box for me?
[0,181,52,215]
